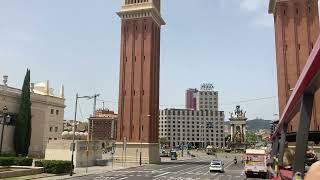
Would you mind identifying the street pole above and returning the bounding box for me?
[92,94,100,117]
[0,106,8,155]
[0,117,5,155]
[70,94,78,176]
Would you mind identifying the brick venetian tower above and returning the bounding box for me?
[114,0,165,164]
[269,0,320,132]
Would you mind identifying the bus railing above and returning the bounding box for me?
[271,34,320,178]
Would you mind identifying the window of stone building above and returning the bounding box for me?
[49,127,52,132]
[49,138,52,140]
[56,110,59,115]
[50,109,54,114]
[55,127,58,132]
[54,138,57,140]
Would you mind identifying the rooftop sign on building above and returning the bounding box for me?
[200,83,214,91]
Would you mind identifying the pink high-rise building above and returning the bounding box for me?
[185,88,197,110]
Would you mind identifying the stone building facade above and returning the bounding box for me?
[0,80,65,157]
[88,109,117,141]
[269,0,320,132]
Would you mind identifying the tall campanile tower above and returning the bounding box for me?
[269,0,320,132]
[115,0,165,164]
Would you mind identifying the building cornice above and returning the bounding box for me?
[117,3,165,26]
[269,0,276,14]
[0,85,65,108]
[269,0,291,14]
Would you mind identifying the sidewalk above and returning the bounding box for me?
[4,164,139,180]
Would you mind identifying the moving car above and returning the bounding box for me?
[209,160,224,173]
[206,145,216,155]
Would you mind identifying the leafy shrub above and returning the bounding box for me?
[35,160,72,174]
[0,157,15,166]
[0,157,33,166]
[14,157,33,166]
[0,153,16,157]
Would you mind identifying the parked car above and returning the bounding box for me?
[160,150,169,157]
[209,160,224,173]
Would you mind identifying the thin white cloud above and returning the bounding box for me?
[255,13,274,28]
[240,0,264,12]
[239,0,273,28]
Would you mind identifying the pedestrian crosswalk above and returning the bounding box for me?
[69,155,260,180]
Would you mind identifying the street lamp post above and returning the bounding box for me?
[0,106,10,155]
[140,114,151,166]
[70,94,92,176]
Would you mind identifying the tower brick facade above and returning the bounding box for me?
[269,0,320,132]
[114,0,165,164]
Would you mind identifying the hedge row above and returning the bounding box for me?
[0,157,33,166]
[35,160,72,174]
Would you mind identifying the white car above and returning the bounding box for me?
[209,160,224,173]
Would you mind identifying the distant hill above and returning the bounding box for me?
[225,119,272,131]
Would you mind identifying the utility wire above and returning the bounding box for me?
[95,96,277,107]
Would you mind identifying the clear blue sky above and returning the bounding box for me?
[0,0,280,121]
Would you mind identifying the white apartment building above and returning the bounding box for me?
[196,89,219,111]
[160,83,225,149]
[159,109,225,148]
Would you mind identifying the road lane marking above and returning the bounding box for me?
[118,177,128,180]
[157,164,185,171]
[153,172,171,179]
[224,160,234,169]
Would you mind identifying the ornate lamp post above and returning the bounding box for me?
[0,106,11,154]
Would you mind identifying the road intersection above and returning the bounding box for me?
[67,154,266,180]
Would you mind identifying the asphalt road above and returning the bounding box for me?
[67,155,266,180]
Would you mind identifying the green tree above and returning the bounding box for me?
[14,69,32,156]
[159,137,169,149]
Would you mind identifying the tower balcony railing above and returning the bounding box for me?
[271,35,320,178]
